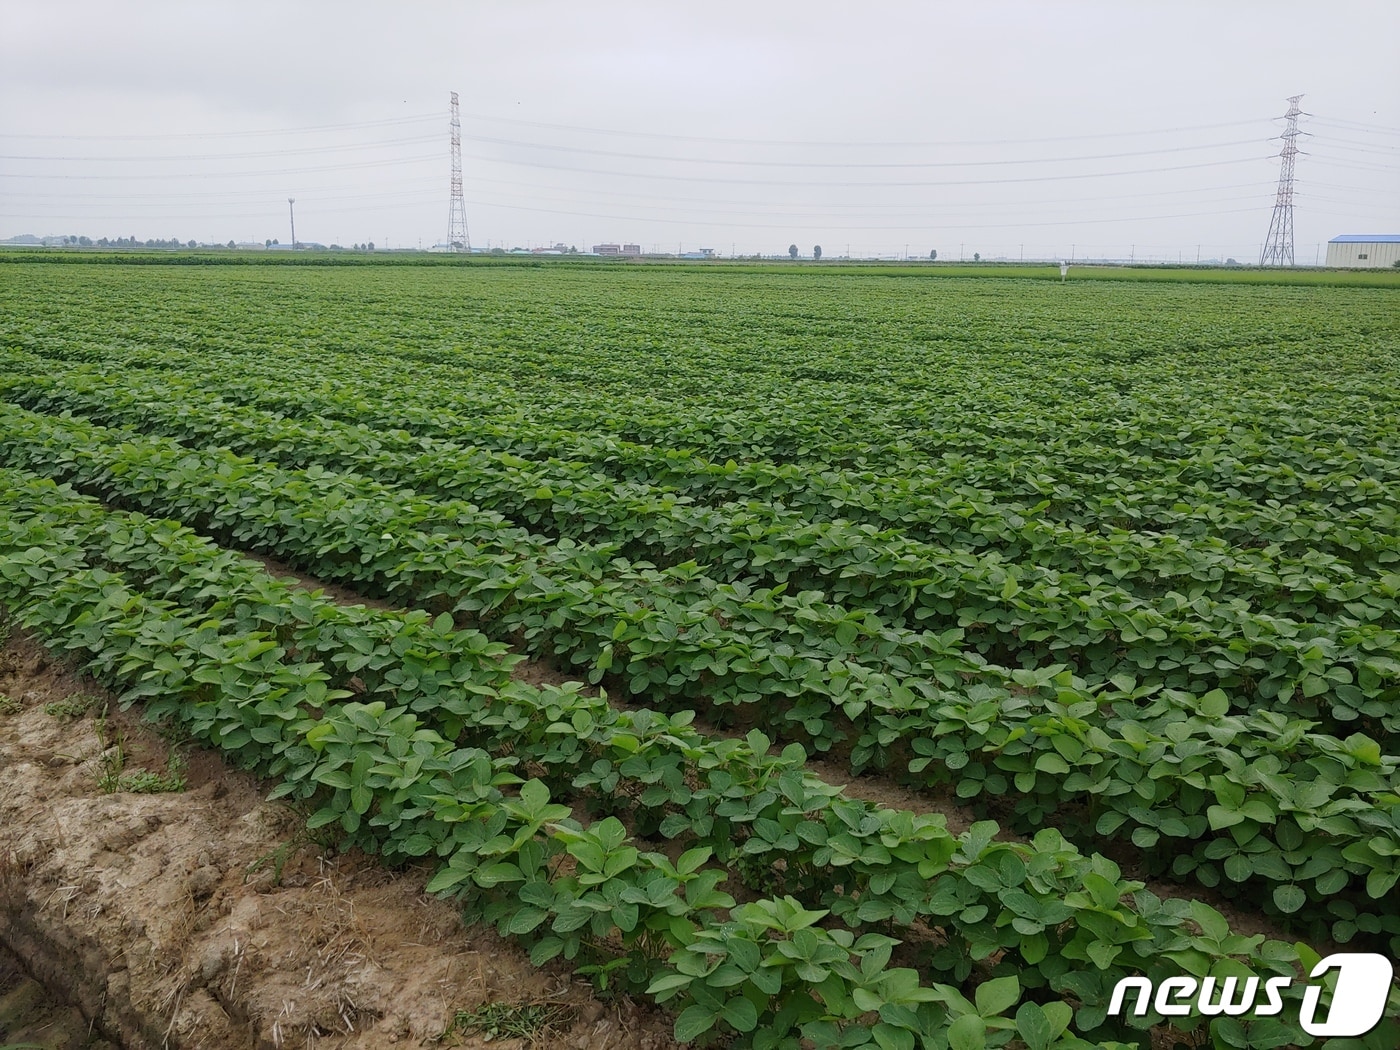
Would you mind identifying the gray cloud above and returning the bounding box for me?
[3,1,1396,260]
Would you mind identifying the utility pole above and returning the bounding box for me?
[448,92,470,252]
[288,198,296,249]
[1260,95,1303,266]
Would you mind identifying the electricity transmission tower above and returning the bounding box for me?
[1259,95,1303,267]
[447,91,470,252]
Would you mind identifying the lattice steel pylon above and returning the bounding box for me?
[1259,95,1303,267]
[447,91,471,252]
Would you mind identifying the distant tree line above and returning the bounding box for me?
[30,235,378,251]
[47,235,199,249]
[99,236,196,249]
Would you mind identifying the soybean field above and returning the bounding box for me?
[1,257,1398,1049]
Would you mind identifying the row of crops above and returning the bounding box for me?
[2,261,1398,1047]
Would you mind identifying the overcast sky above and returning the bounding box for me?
[3,1,1397,261]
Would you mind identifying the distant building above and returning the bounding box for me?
[1325,234,1400,269]
[592,243,622,255]
[622,243,641,256]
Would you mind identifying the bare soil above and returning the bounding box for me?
[0,627,677,1050]
[1,939,117,1049]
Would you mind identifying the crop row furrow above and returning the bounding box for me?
[5,395,1395,758]
[2,425,1396,946]
[7,360,1393,633]
[5,475,1360,1048]
[13,345,1400,568]
[11,345,1398,578]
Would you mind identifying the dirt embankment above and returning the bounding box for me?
[0,628,676,1050]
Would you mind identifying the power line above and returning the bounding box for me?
[458,198,1269,232]
[449,176,1276,213]
[455,152,1267,189]
[0,133,442,162]
[1304,156,1400,174]
[0,150,1268,189]
[0,112,1281,151]
[1308,135,1400,154]
[0,153,443,180]
[460,133,1269,170]
[443,185,1274,223]
[3,180,1284,225]
[458,111,1274,148]
[7,102,1393,249]
[1309,115,1400,136]
[0,114,442,141]
[16,187,1278,224]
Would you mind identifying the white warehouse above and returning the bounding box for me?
[1325,234,1400,269]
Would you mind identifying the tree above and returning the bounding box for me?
[188,240,197,249]
[789,244,799,260]
[813,245,822,260]
[973,252,981,263]
[228,240,236,249]
[367,241,374,251]
[929,249,937,261]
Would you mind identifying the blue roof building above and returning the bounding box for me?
[1325,234,1400,268]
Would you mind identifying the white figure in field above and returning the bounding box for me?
[1060,261,1069,282]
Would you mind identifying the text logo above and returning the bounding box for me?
[1108,954,1394,1037]
[1300,954,1393,1038]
